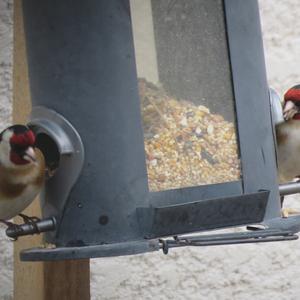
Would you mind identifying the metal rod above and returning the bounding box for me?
[279,182,300,196]
[162,235,298,250]
[168,230,294,244]
[6,217,56,239]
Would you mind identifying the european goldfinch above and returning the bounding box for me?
[0,125,45,227]
[277,85,300,183]
[276,85,300,217]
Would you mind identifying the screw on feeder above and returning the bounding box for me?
[99,215,109,225]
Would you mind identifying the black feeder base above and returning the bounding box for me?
[20,240,160,261]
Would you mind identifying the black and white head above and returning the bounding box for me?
[283,85,300,121]
[0,125,36,168]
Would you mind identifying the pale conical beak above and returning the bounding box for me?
[283,101,298,120]
[23,147,37,163]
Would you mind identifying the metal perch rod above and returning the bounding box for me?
[6,217,56,239]
[279,182,300,196]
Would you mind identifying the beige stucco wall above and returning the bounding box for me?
[1,1,300,299]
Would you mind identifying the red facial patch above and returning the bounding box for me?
[10,130,35,146]
[284,88,300,103]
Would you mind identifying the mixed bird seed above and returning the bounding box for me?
[139,79,241,192]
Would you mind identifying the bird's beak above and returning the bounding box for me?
[23,147,37,164]
[283,101,299,120]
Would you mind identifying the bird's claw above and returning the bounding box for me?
[18,213,40,224]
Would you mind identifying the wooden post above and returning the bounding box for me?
[13,1,90,299]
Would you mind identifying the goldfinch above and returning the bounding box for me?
[276,85,300,183]
[0,125,45,227]
[276,85,300,217]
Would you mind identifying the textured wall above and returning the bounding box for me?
[1,1,300,300]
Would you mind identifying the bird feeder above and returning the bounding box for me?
[18,0,300,261]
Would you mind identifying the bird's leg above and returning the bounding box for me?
[18,213,40,224]
[282,208,289,218]
[15,214,41,238]
[280,195,289,218]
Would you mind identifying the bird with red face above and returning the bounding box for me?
[276,85,300,217]
[277,85,300,183]
[0,125,45,227]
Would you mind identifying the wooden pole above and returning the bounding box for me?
[13,1,90,299]
[13,1,45,298]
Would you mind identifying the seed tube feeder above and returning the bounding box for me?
[19,0,300,261]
